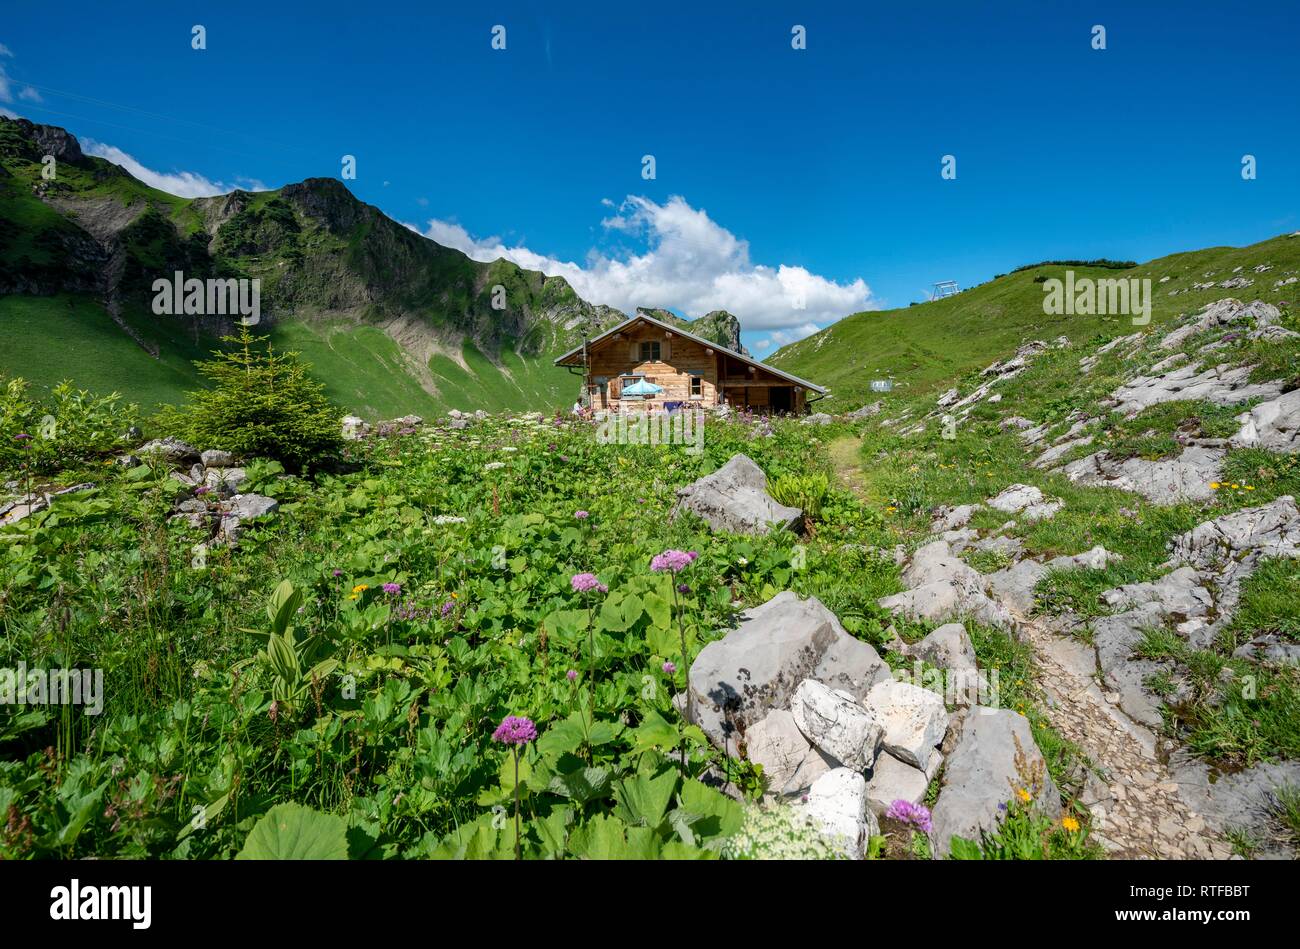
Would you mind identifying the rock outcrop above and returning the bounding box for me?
[673,454,802,535]
[929,708,1061,858]
[687,592,889,749]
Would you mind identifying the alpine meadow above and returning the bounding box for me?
[0,3,1297,915]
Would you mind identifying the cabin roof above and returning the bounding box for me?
[553,312,826,394]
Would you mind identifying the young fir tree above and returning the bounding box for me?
[173,325,343,471]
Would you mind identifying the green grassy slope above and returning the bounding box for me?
[770,233,1300,409]
[0,295,206,410]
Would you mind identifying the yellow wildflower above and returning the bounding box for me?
[348,594,359,601]
[352,584,369,593]
[1209,482,1221,489]
[1062,816,1080,833]
[1016,787,1032,804]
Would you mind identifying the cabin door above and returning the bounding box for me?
[769,387,792,414]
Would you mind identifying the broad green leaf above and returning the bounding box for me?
[536,713,586,759]
[533,806,574,857]
[236,803,349,860]
[569,813,627,859]
[947,836,985,860]
[546,766,612,804]
[628,709,679,754]
[614,768,678,828]
[642,591,671,630]
[678,780,743,839]
[266,580,302,635]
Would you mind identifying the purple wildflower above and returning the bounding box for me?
[574,510,589,520]
[194,485,212,496]
[382,582,402,596]
[885,799,933,834]
[651,550,698,573]
[662,661,676,675]
[440,600,454,617]
[571,572,608,594]
[566,669,578,682]
[492,715,537,745]
[13,433,30,441]
[677,583,691,594]
[332,569,343,577]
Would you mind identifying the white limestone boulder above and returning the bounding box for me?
[789,679,883,772]
[864,678,948,773]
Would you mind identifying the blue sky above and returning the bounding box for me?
[3,0,1297,354]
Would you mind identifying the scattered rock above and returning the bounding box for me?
[878,541,1015,630]
[1060,445,1225,505]
[790,679,883,771]
[217,493,279,544]
[137,437,199,464]
[865,752,931,817]
[801,412,834,426]
[1091,567,1213,725]
[673,454,802,535]
[341,416,370,440]
[911,623,978,676]
[929,708,1061,858]
[1158,298,1281,351]
[687,592,890,749]
[1170,750,1300,860]
[799,768,878,859]
[847,401,883,420]
[931,503,982,533]
[1169,495,1300,568]
[203,466,249,498]
[863,678,947,772]
[742,709,835,797]
[1231,388,1300,453]
[200,449,236,468]
[987,483,1062,522]
[1110,361,1284,418]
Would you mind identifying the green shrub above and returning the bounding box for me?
[769,472,830,520]
[158,326,343,471]
[0,375,139,474]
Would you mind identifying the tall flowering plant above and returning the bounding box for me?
[571,572,608,722]
[651,549,698,768]
[492,715,537,861]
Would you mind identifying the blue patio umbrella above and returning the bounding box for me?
[621,379,663,396]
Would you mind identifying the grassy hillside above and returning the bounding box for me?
[770,233,1300,409]
[0,295,206,409]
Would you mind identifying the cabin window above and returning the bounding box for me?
[689,372,703,398]
[618,374,645,400]
[639,341,661,362]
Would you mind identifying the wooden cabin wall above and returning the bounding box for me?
[584,325,718,406]
[574,320,817,413]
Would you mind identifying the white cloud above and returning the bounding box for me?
[83,139,266,198]
[0,43,41,104]
[418,195,873,332]
[753,322,824,351]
